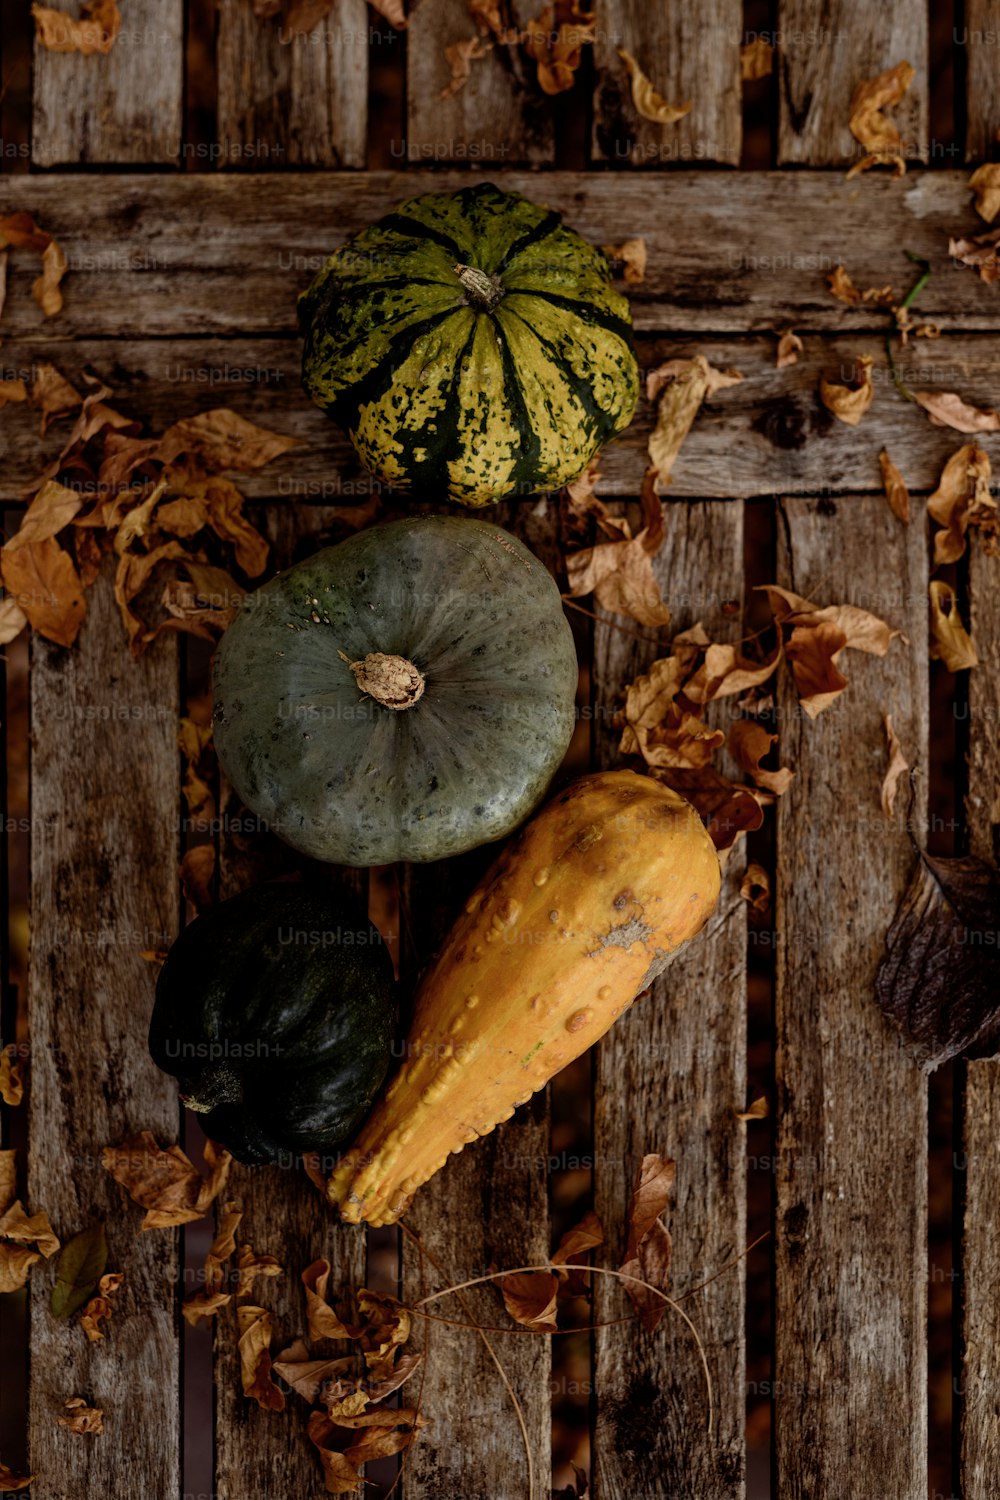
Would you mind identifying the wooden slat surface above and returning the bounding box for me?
[217,0,368,168]
[964,0,1000,160]
[4,332,999,506]
[959,539,1000,1496]
[0,173,995,340]
[777,0,928,166]
[27,571,181,1497]
[773,496,928,1497]
[31,0,184,165]
[406,0,553,166]
[592,502,747,1500]
[211,506,369,1500]
[592,0,742,165]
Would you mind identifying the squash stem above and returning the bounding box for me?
[340,650,426,710]
[453,263,505,312]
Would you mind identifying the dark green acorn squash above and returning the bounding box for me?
[148,883,396,1166]
[298,181,639,508]
[212,515,578,866]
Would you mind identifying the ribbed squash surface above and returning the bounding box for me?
[329,770,720,1225]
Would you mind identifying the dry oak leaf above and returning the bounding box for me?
[728,718,794,795]
[846,60,915,176]
[155,409,298,473]
[618,48,691,125]
[80,1271,124,1343]
[440,36,489,99]
[915,391,999,434]
[929,580,977,672]
[524,3,595,94]
[32,0,120,54]
[740,38,774,81]
[30,363,82,434]
[879,448,911,524]
[776,329,803,369]
[0,380,27,408]
[819,355,874,426]
[949,226,1000,284]
[601,237,647,285]
[180,843,216,914]
[1,535,85,648]
[0,1048,23,1106]
[57,1398,104,1435]
[927,444,996,564]
[647,355,743,491]
[881,713,909,819]
[102,1132,232,1230]
[565,470,671,628]
[621,1153,674,1333]
[0,1459,33,1491]
[970,162,1000,223]
[238,1304,286,1412]
[739,862,770,913]
[32,239,68,318]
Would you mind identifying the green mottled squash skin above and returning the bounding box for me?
[148,883,396,1167]
[212,516,579,866]
[299,182,639,508]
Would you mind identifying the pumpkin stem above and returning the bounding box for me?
[342,650,426,711]
[179,1063,243,1114]
[454,263,505,313]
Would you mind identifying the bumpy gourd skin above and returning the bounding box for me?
[213,516,579,867]
[148,883,396,1166]
[299,182,640,507]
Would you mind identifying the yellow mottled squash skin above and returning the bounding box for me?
[328,770,720,1226]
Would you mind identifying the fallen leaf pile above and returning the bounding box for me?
[439,1,596,99]
[102,1132,232,1229]
[0,366,294,654]
[0,1148,60,1294]
[182,1200,281,1325]
[846,60,915,178]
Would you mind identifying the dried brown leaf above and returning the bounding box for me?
[0,1153,15,1214]
[927,444,996,563]
[272,1341,355,1404]
[847,59,915,172]
[524,3,595,94]
[0,1194,60,1294]
[950,226,1000,284]
[79,1271,124,1342]
[819,355,874,426]
[739,862,770,913]
[303,1259,365,1342]
[735,1094,769,1121]
[620,1154,674,1332]
[440,35,489,99]
[32,239,67,318]
[0,213,52,253]
[618,47,690,124]
[32,0,120,54]
[1,536,86,647]
[740,38,773,80]
[0,1459,33,1491]
[647,355,743,490]
[565,475,671,629]
[0,598,29,647]
[601,237,647,285]
[728,718,794,795]
[929,580,977,672]
[356,1288,411,1379]
[827,264,862,305]
[879,448,911,523]
[155,409,298,473]
[180,844,216,914]
[6,481,84,552]
[56,1398,103,1435]
[683,640,781,705]
[237,1304,286,1411]
[234,1243,282,1299]
[500,1270,559,1330]
[970,162,1000,223]
[102,1131,232,1230]
[30,363,82,434]
[0,380,27,409]
[915,391,1000,433]
[652,766,766,852]
[0,1049,23,1107]
[881,713,909,819]
[775,329,803,368]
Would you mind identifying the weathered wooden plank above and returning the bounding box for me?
[773,496,928,1497]
[3,332,999,505]
[592,502,747,1500]
[397,502,555,1499]
[31,0,184,165]
[406,0,553,166]
[777,0,928,166]
[0,172,995,339]
[27,570,181,1497]
[592,0,741,165]
[217,0,368,169]
[964,0,1000,160]
[211,505,369,1500]
[959,539,1000,1496]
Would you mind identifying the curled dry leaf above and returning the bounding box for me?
[929,580,977,672]
[303,1259,365,1342]
[308,1406,426,1495]
[238,1305,286,1412]
[0,1164,60,1294]
[179,844,216,914]
[440,36,489,99]
[879,448,911,524]
[819,355,874,426]
[739,862,770,913]
[32,239,68,318]
[728,719,793,795]
[601,238,647,285]
[182,1200,242,1324]
[881,714,909,819]
[7,481,85,552]
[846,60,915,176]
[79,1272,124,1343]
[50,1222,107,1319]
[179,715,216,822]
[565,471,671,628]
[970,163,1000,223]
[0,1048,23,1106]
[562,456,630,542]
[272,1341,354,1404]
[761,583,897,718]
[949,226,1000,285]
[740,38,774,81]
[653,766,765,852]
[620,1154,674,1333]
[776,329,803,369]
[0,380,28,409]
[500,1270,559,1331]
[553,1462,590,1500]
[646,355,743,492]
[102,1131,232,1230]
[735,1094,769,1121]
[915,391,1000,433]
[0,213,52,254]
[32,0,121,54]
[323,1352,424,1421]
[618,48,691,125]
[877,844,1000,1068]
[356,1289,411,1380]
[927,445,996,564]
[683,640,781,705]
[56,1398,104,1435]
[524,3,595,94]
[0,1459,33,1491]
[1,535,86,648]
[235,1243,282,1299]
[827,264,861,306]
[550,1208,604,1276]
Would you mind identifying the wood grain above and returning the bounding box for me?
[0,172,994,340]
[959,539,1000,1496]
[3,332,999,505]
[964,0,1000,160]
[592,0,742,165]
[217,0,368,169]
[777,0,928,166]
[27,570,181,1497]
[591,502,747,1500]
[211,505,369,1500]
[406,0,553,166]
[31,0,184,165]
[773,496,928,1497]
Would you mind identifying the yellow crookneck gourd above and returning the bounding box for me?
[328,770,721,1226]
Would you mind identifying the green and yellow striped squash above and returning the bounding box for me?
[298,182,640,508]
